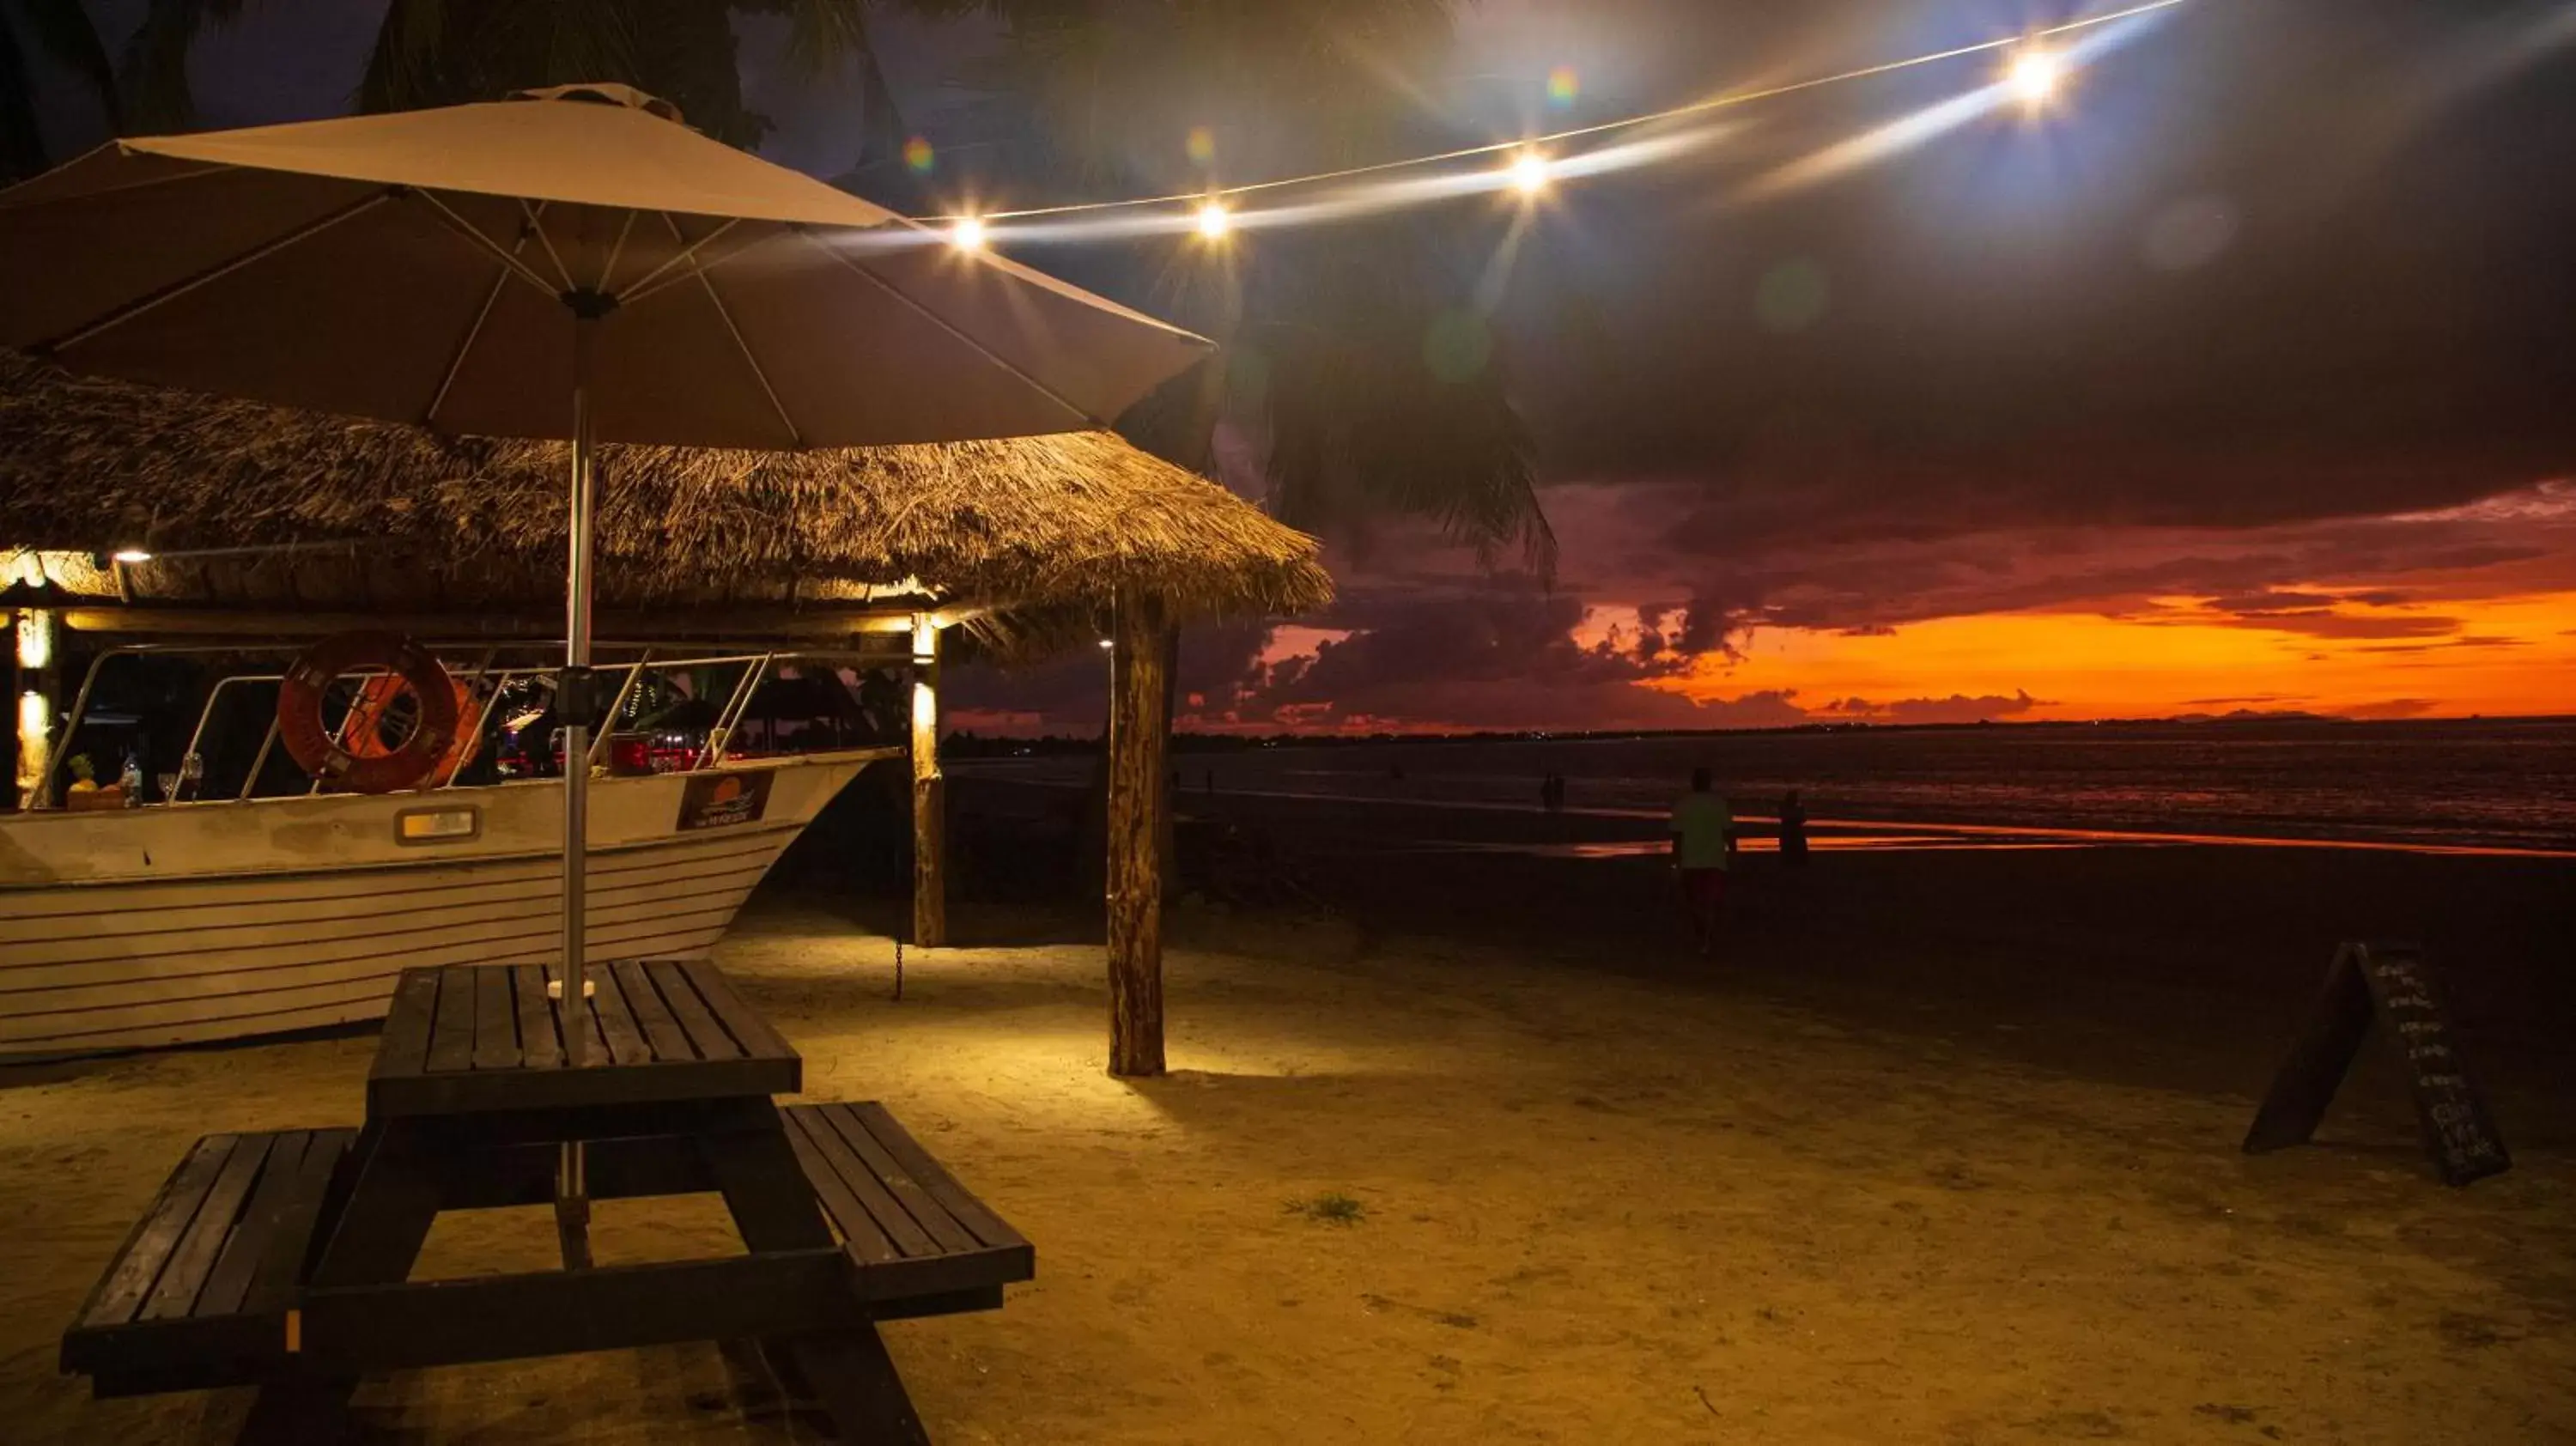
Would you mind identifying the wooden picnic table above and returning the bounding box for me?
[62,960,1032,1443]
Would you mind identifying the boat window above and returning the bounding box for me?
[395,805,481,845]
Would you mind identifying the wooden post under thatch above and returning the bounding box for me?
[911,615,947,949]
[12,607,58,811]
[1106,591,1170,1077]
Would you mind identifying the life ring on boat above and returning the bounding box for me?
[341,671,483,787]
[277,631,460,794]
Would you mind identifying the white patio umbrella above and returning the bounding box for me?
[0,83,1211,1066]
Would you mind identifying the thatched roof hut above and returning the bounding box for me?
[0,353,1328,647]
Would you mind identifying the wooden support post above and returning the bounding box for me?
[13,607,58,811]
[910,615,948,949]
[1105,592,1170,1077]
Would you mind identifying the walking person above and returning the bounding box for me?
[1669,768,1733,957]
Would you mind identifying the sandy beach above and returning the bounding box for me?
[5,821,2572,1443]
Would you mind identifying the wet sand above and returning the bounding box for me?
[5,823,2573,1443]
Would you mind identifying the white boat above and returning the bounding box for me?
[0,748,890,1059]
[2,636,905,1060]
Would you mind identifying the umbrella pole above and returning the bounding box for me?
[555,307,601,1270]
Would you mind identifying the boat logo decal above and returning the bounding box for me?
[678,770,775,831]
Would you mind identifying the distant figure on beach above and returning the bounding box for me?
[1670,768,1733,956]
[1778,789,1809,868]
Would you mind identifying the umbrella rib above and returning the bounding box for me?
[406,189,565,300]
[0,159,234,210]
[790,226,1103,430]
[427,234,537,428]
[658,211,801,448]
[39,187,399,354]
[615,219,744,307]
[517,197,579,295]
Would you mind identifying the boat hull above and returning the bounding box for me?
[0,751,890,1059]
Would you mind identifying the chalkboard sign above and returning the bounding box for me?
[2244,943,2510,1187]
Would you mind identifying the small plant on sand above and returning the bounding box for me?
[1286,1192,1365,1225]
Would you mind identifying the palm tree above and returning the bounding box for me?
[1,0,119,181]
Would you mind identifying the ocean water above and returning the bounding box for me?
[968,719,2576,854]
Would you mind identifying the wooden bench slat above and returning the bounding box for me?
[472,966,520,1071]
[679,959,796,1063]
[81,1135,236,1329]
[614,960,695,1062]
[141,1134,271,1321]
[817,1105,980,1256]
[246,1128,356,1315]
[513,964,562,1070]
[781,1109,901,1265]
[848,1103,1030,1254]
[793,1107,939,1258]
[424,969,477,1074]
[589,963,653,1066]
[193,1131,310,1318]
[648,959,744,1062]
[370,971,439,1084]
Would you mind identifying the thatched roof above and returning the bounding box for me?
[0,354,1329,631]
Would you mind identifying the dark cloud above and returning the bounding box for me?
[1819,690,2044,726]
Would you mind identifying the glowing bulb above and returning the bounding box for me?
[1510,149,1552,197]
[112,548,152,564]
[951,216,987,252]
[2007,48,2064,108]
[1097,637,1115,650]
[1194,199,1231,240]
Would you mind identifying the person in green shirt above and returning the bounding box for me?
[1669,767,1733,956]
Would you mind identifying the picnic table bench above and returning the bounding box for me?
[60,961,1030,1443]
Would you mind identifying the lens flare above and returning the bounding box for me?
[902,136,935,175]
[1186,125,1217,166]
[951,216,987,252]
[1546,65,1580,108]
[1510,149,1552,197]
[1194,199,1232,239]
[2008,48,2066,108]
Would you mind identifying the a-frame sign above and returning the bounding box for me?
[2244,942,2509,1187]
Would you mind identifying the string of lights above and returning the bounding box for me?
[924,0,2192,251]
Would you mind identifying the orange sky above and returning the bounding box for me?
[1642,588,2576,722]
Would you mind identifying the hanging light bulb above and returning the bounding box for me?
[2007,47,2066,109]
[951,216,987,252]
[1194,199,1232,240]
[1509,149,1552,197]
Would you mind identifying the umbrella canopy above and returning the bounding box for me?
[0,83,1217,1072]
[0,82,1210,444]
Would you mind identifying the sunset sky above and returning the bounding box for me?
[15,1,2575,733]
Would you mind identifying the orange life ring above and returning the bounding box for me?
[278,631,460,794]
[342,672,483,786]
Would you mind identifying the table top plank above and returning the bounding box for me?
[368,963,799,1116]
[648,960,744,1061]
[472,966,521,1072]
[679,959,797,1062]
[245,1127,357,1314]
[424,969,477,1075]
[371,971,440,1084]
[781,1109,901,1264]
[82,1135,236,1328]
[513,965,562,1070]
[614,960,696,1063]
[141,1134,272,1321]
[589,964,653,1066]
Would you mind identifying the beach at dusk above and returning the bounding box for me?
[7,0,2575,1441]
